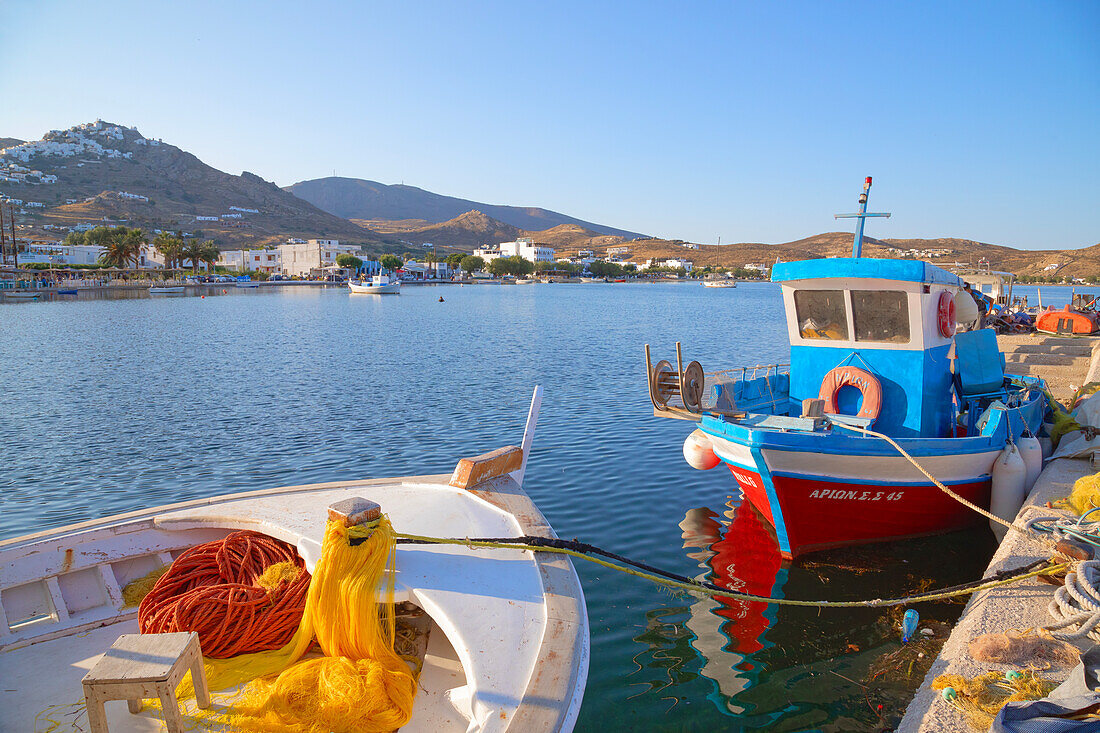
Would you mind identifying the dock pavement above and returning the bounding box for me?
[899,338,1100,731]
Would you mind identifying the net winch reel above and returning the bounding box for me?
[645,342,705,414]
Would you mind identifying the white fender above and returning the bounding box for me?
[990,443,1027,542]
[1019,435,1043,493]
[683,429,720,471]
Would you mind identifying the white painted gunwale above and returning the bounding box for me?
[0,473,588,733]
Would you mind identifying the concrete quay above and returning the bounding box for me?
[899,338,1100,731]
[896,458,1093,731]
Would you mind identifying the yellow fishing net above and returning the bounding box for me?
[933,669,1055,730]
[1054,472,1100,515]
[172,516,416,733]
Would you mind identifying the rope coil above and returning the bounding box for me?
[138,530,310,658]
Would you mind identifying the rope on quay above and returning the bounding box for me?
[394,532,1069,608]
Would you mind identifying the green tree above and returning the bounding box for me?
[154,231,184,270]
[488,257,511,278]
[459,255,484,276]
[181,239,208,272]
[97,226,145,269]
[445,252,466,269]
[423,249,438,279]
[380,254,403,273]
[200,241,220,273]
[63,231,86,247]
[336,253,363,272]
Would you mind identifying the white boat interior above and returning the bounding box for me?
[0,392,588,732]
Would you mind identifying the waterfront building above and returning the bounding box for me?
[641,257,694,270]
[277,239,362,277]
[401,259,458,280]
[18,242,105,265]
[218,248,281,273]
[474,237,555,264]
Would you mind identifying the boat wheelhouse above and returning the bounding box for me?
[646,180,1046,557]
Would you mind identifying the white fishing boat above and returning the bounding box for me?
[234,281,260,289]
[702,279,737,288]
[148,286,186,294]
[2,291,43,299]
[348,274,401,294]
[516,278,537,285]
[0,388,589,732]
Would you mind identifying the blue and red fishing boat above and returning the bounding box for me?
[647,178,1047,557]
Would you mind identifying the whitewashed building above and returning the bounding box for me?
[401,259,458,280]
[218,248,282,273]
[277,239,362,277]
[19,243,104,265]
[474,237,555,264]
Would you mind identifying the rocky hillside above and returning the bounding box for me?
[286,176,644,238]
[0,122,383,251]
[352,210,524,252]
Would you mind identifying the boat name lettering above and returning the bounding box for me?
[808,489,904,501]
[730,469,759,489]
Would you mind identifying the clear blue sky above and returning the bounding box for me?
[2,1,1097,249]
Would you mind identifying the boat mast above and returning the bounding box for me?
[835,176,891,258]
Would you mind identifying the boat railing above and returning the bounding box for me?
[645,342,790,420]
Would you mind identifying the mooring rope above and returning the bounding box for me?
[829,421,1039,539]
[394,532,1068,608]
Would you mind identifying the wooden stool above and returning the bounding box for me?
[81,631,210,733]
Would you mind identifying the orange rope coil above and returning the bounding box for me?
[138,530,311,658]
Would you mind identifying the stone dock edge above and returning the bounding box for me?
[898,337,1100,731]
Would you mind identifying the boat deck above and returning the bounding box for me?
[0,612,469,731]
[0,472,588,732]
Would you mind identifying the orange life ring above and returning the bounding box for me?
[818,366,882,423]
[938,291,956,338]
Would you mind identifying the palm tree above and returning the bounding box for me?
[181,240,207,273]
[423,249,438,280]
[154,232,183,270]
[120,227,146,270]
[97,227,144,269]
[200,241,219,274]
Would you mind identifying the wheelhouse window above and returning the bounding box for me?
[794,290,849,340]
[851,290,910,344]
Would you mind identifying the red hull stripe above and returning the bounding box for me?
[727,464,989,556]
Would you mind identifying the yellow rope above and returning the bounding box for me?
[393,531,1069,608]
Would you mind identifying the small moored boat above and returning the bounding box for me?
[349,274,401,294]
[0,389,588,732]
[646,178,1047,557]
[149,286,186,294]
[703,279,737,288]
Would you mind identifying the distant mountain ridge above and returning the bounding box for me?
[285,176,645,239]
[0,122,380,250]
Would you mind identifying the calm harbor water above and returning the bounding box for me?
[0,281,1076,731]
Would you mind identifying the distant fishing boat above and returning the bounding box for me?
[56,289,79,295]
[3,291,42,300]
[703,279,737,289]
[516,278,537,284]
[348,273,400,294]
[234,281,260,289]
[149,285,186,294]
[646,178,1047,557]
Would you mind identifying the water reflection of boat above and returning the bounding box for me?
[680,502,787,714]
